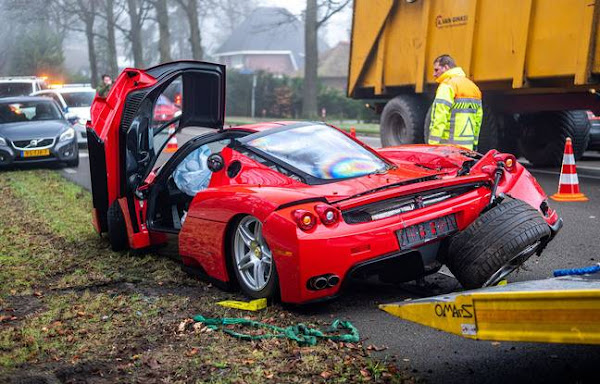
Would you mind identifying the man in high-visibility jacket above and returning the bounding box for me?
[428,55,483,151]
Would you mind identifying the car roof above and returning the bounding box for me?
[35,87,95,93]
[0,96,59,103]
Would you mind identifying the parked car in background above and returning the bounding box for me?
[152,94,181,126]
[586,111,600,151]
[32,85,96,146]
[0,97,79,167]
[0,76,48,97]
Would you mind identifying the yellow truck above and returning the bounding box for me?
[349,0,600,165]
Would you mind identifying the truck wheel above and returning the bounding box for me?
[519,111,591,166]
[499,114,521,158]
[423,103,499,152]
[477,107,500,153]
[107,201,128,252]
[447,198,551,289]
[380,95,427,146]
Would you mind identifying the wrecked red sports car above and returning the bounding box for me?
[87,61,562,304]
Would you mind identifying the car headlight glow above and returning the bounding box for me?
[0,137,6,146]
[59,128,75,142]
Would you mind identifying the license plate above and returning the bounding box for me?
[397,214,458,249]
[22,149,50,157]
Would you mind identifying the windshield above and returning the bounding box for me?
[61,91,95,108]
[241,124,389,180]
[0,83,33,97]
[0,100,62,123]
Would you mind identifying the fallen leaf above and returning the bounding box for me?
[360,369,371,378]
[264,372,274,379]
[185,348,199,357]
[367,344,388,352]
[177,318,194,333]
[33,291,43,297]
[320,371,332,379]
[77,311,86,317]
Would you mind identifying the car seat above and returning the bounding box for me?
[173,144,212,197]
[34,103,54,120]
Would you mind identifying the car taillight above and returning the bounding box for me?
[292,209,317,231]
[314,204,340,226]
[504,154,517,172]
[493,153,517,172]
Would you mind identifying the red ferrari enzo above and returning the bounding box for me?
[87,61,562,304]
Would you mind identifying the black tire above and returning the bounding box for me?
[423,105,431,143]
[230,215,278,300]
[570,110,591,158]
[518,111,591,167]
[65,146,80,167]
[107,200,128,252]
[447,198,551,289]
[477,106,500,153]
[380,95,428,147]
[499,114,521,158]
[66,156,79,168]
[422,103,499,153]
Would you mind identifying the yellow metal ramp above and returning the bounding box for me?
[380,274,600,345]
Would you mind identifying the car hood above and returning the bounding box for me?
[0,120,70,141]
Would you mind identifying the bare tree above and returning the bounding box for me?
[303,0,351,118]
[50,0,100,86]
[149,0,172,63]
[125,0,151,67]
[102,0,121,76]
[174,0,203,60]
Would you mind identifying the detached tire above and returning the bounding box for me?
[519,111,591,166]
[380,95,427,147]
[447,198,551,289]
[107,200,128,252]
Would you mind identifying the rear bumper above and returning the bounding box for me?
[265,187,490,304]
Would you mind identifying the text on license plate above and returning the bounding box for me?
[22,149,50,157]
[397,214,458,249]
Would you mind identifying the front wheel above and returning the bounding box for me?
[231,216,278,299]
[107,201,128,252]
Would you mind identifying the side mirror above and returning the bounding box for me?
[65,113,79,125]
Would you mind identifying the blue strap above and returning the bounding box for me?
[553,264,600,277]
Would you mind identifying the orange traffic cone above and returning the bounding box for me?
[350,126,356,137]
[551,137,588,202]
[165,124,178,153]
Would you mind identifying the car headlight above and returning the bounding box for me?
[0,137,6,146]
[59,128,75,142]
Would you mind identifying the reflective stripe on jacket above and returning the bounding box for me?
[428,67,483,150]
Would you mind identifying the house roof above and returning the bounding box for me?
[214,7,328,70]
[318,41,350,78]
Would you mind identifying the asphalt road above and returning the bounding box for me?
[59,134,600,384]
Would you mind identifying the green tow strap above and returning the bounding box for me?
[193,315,360,346]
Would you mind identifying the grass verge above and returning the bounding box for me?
[0,170,415,383]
